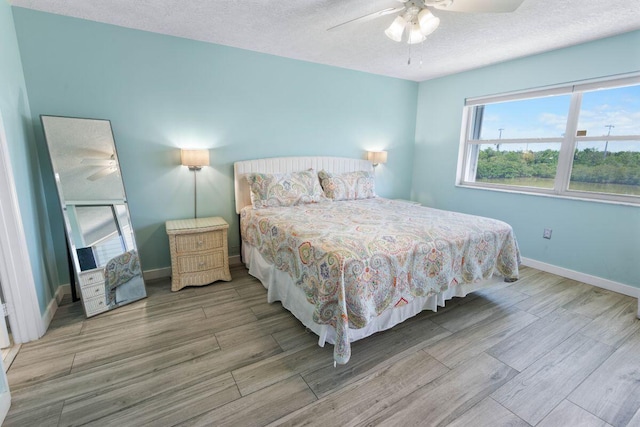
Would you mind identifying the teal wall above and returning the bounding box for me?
[414,31,640,287]
[5,5,639,324]
[0,1,59,313]
[11,8,418,275]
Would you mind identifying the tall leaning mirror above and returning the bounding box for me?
[41,115,146,317]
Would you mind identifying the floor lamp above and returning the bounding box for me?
[181,149,210,218]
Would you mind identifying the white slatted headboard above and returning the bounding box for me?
[234,156,373,213]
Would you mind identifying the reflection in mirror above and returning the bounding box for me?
[41,115,146,317]
[71,204,134,270]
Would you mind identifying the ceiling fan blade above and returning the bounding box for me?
[430,0,525,13]
[327,6,405,31]
[87,167,117,181]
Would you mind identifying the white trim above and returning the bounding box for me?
[55,284,69,304]
[143,267,172,281]
[556,91,582,193]
[466,85,572,106]
[66,199,129,205]
[41,290,60,332]
[465,72,640,106]
[468,137,565,145]
[41,283,68,331]
[520,257,639,298]
[455,182,640,207]
[0,113,45,343]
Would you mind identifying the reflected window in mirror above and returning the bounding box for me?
[70,204,132,270]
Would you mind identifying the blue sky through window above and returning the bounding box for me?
[480,95,571,140]
[478,84,640,152]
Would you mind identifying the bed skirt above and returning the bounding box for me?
[242,242,504,348]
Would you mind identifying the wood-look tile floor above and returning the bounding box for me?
[5,265,640,426]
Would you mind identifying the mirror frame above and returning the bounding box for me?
[41,115,146,317]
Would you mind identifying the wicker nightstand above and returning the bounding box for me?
[166,216,232,291]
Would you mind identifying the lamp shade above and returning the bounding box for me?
[385,16,406,42]
[418,9,440,36]
[181,149,210,167]
[407,23,427,44]
[368,151,388,165]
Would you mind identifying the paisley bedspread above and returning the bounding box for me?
[104,250,141,307]
[240,198,520,364]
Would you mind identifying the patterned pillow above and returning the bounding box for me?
[247,169,328,209]
[318,170,376,200]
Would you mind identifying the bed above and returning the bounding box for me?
[234,156,520,364]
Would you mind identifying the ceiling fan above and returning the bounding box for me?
[81,153,119,181]
[328,0,525,44]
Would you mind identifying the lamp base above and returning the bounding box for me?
[192,169,199,218]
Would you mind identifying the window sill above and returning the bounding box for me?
[456,182,640,207]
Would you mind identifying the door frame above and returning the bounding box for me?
[0,112,46,343]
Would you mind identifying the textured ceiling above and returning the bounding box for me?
[11,0,640,81]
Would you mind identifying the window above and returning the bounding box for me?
[459,75,640,204]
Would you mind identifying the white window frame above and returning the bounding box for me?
[457,73,640,206]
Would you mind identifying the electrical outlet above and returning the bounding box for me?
[543,228,552,239]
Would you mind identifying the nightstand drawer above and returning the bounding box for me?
[83,295,108,316]
[177,251,223,274]
[79,270,105,288]
[175,231,223,254]
[82,283,106,299]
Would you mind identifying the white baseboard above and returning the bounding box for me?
[520,257,639,298]
[40,284,67,334]
[57,284,70,301]
[41,298,57,331]
[143,267,172,281]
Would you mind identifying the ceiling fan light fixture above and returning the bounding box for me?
[407,23,426,44]
[424,0,453,8]
[418,9,440,36]
[385,15,406,42]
